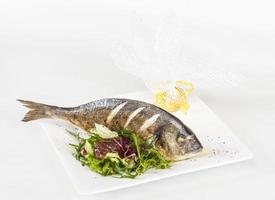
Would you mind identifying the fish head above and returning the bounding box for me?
[155,123,202,161]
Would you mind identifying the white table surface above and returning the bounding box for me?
[1,1,275,199]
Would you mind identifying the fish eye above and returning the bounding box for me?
[177,136,185,143]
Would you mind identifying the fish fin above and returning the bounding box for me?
[18,99,56,122]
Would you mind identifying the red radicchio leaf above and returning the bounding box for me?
[93,136,137,160]
[82,148,88,156]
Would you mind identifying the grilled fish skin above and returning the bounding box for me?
[18,98,203,161]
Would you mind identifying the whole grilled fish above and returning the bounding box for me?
[19,98,202,161]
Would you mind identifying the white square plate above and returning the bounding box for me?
[40,91,253,195]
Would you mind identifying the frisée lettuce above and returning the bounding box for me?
[69,124,170,178]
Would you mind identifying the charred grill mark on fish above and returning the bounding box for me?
[106,101,128,124]
[124,107,145,128]
[108,102,142,131]
[18,98,203,161]
[66,99,126,131]
[139,114,160,132]
[126,107,158,139]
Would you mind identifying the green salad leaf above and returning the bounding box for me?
[69,126,171,178]
[90,123,118,138]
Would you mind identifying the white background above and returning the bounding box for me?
[1,0,275,199]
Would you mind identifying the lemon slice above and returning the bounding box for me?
[154,80,194,114]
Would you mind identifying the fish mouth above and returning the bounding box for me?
[184,137,203,154]
[172,136,203,161]
[172,139,203,161]
[178,125,203,155]
[155,136,203,161]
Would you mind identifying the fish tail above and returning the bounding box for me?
[18,99,58,122]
